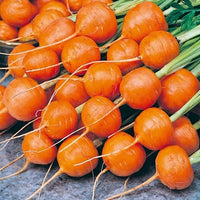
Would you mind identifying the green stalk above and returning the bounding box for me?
[169,90,200,122]
[190,148,200,165]
[190,62,200,77]
[193,120,200,130]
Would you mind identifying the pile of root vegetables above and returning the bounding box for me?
[0,0,200,199]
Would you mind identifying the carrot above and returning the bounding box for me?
[31,9,64,39]
[171,116,199,155]
[23,47,60,82]
[0,130,57,180]
[0,0,37,28]
[38,100,78,140]
[0,85,16,130]
[157,68,200,114]
[17,22,35,42]
[54,74,90,107]
[32,0,59,10]
[0,43,35,83]
[81,95,122,138]
[26,135,99,199]
[119,67,162,110]
[82,0,113,7]
[106,38,142,75]
[2,77,47,121]
[61,35,101,75]
[139,30,179,69]
[39,0,71,17]
[83,62,122,100]
[102,131,146,177]
[39,17,75,56]
[0,20,18,41]
[92,131,146,200]
[106,145,194,200]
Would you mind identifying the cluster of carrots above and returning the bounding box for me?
[0,0,200,199]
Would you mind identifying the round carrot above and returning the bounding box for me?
[0,20,18,41]
[107,38,142,75]
[22,130,57,165]
[0,129,57,180]
[106,145,194,200]
[81,95,122,138]
[83,62,122,100]
[7,43,35,78]
[158,68,200,114]
[121,1,168,43]
[23,47,60,82]
[82,0,113,7]
[18,22,35,42]
[32,9,64,39]
[171,116,199,155]
[120,67,162,110]
[3,77,47,121]
[102,131,146,177]
[39,0,70,17]
[61,35,101,75]
[0,0,37,28]
[39,100,78,140]
[39,17,75,56]
[54,74,90,108]
[0,85,16,130]
[133,107,174,150]
[139,30,180,69]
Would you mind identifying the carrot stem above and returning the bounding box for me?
[193,120,200,130]
[189,148,200,165]
[170,90,200,122]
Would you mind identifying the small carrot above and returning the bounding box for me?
[23,47,60,82]
[158,68,200,114]
[0,130,57,180]
[171,116,199,155]
[2,77,47,121]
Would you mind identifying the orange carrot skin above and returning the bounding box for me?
[55,74,90,108]
[23,47,60,82]
[39,0,71,17]
[18,22,35,42]
[41,100,78,140]
[156,145,194,190]
[22,130,57,165]
[61,36,101,75]
[32,9,64,39]
[120,67,162,110]
[0,0,37,28]
[81,96,122,138]
[158,68,200,114]
[102,132,146,177]
[0,85,16,130]
[39,17,75,56]
[122,1,168,43]
[8,43,35,78]
[57,135,99,177]
[3,77,47,121]
[82,0,113,7]
[0,20,18,40]
[171,116,199,155]
[83,62,122,100]
[76,1,117,43]
[139,31,180,69]
[107,38,142,75]
[134,107,174,150]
